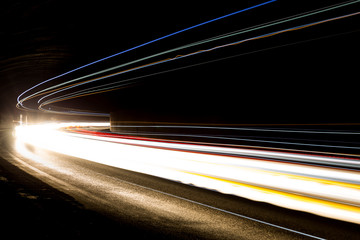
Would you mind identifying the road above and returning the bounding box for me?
[1,125,360,239]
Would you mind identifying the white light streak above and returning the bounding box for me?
[14,122,360,224]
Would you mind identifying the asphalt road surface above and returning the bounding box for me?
[1,127,359,239]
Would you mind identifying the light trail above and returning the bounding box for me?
[16,0,277,109]
[109,122,360,157]
[16,1,360,115]
[14,123,360,224]
[110,124,360,135]
[93,131,360,154]
[32,0,359,103]
[74,127,360,167]
[36,10,360,115]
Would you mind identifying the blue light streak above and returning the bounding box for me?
[17,0,277,106]
[21,0,357,109]
[38,10,360,112]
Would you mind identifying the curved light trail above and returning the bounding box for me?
[34,10,360,116]
[8,2,360,238]
[14,122,360,224]
[34,0,359,104]
[16,0,277,109]
[11,2,360,233]
[16,1,360,116]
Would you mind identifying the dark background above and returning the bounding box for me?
[1,0,359,124]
